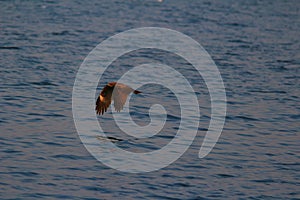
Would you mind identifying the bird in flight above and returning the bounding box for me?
[96,82,141,115]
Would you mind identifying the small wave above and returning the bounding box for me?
[0,46,20,50]
[216,173,235,178]
[30,80,58,86]
[28,113,65,118]
[52,154,86,160]
[226,115,259,122]
[249,89,287,94]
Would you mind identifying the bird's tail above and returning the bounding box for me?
[134,90,141,94]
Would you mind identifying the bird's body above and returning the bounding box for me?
[96,82,141,115]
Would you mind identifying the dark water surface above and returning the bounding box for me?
[1,0,299,199]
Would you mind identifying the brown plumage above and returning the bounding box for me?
[96,82,141,115]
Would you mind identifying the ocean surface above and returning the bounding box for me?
[1,0,299,199]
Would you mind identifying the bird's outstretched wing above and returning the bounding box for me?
[95,84,113,115]
[112,84,129,112]
[95,95,111,115]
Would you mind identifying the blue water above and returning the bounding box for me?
[1,0,299,199]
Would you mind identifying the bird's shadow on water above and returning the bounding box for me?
[96,135,123,143]
[95,134,164,153]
